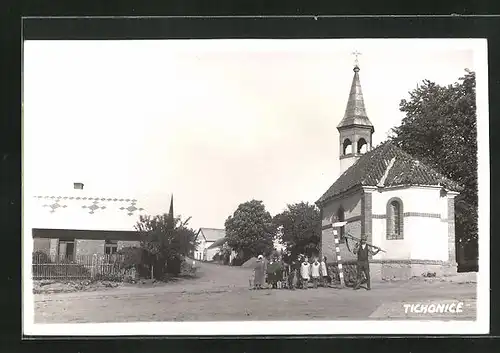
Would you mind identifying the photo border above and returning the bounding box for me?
[10,15,498,344]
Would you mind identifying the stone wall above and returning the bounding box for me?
[328,259,457,284]
[448,196,458,272]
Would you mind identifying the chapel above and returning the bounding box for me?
[316,62,462,280]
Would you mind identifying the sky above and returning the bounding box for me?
[23,39,477,230]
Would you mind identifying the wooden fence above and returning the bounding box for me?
[32,253,126,281]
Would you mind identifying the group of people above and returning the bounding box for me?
[251,236,381,291]
[251,253,332,290]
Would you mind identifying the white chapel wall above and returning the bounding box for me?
[371,187,449,262]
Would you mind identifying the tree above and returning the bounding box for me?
[135,213,197,279]
[273,202,321,261]
[225,200,276,262]
[390,70,477,252]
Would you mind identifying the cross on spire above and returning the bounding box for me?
[351,50,362,67]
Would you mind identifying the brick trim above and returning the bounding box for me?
[373,212,441,219]
[361,194,365,235]
[364,192,373,245]
[322,224,333,231]
[321,215,361,230]
[448,197,457,264]
[360,191,373,259]
[404,212,440,218]
[327,259,451,266]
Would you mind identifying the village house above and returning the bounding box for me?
[30,182,161,260]
[194,228,226,261]
[317,64,462,280]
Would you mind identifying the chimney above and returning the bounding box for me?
[74,182,84,190]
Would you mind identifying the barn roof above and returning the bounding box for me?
[316,141,462,206]
[207,237,227,249]
[197,228,226,242]
[28,191,153,232]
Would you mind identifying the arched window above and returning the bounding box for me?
[386,198,404,240]
[342,139,353,155]
[337,207,345,243]
[357,138,368,154]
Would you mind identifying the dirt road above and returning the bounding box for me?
[34,262,477,323]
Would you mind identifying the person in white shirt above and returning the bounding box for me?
[311,257,321,288]
[300,257,311,289]
[320,256,329,287]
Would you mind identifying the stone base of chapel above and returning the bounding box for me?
[327,260,458,284]
[369,260,458,281]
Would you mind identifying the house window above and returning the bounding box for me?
[337,207,346,243]
[58,240,75,261]
[387,198,404,240]
[105,240,118,255]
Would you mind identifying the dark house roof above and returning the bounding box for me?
[316,141,462,206]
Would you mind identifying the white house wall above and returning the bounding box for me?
[206,244,219,261]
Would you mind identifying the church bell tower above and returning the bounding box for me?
[337,55,374,175]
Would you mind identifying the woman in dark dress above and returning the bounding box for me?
[254,255,266,289]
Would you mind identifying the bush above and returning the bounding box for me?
[180,259,198,277]
[117,247,144,269]
[166,255,182,275]
[117,246,151,278]
[33,251,51,264]
[93,272,124,282]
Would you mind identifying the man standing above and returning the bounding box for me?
[353,235,381,290]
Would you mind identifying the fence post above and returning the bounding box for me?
[91,254,97,279]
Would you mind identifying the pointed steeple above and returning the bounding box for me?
[337,65,374,132]
[167,194,174,230]
[337,57,375,176]
[169,194,174,217]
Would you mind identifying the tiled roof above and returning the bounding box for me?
[32,195,145,215]
[198,228,226,242]
[316,141,462,205]
[29,194,149,231]
[337,66,374,131]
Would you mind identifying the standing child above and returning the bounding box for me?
[300,257,311,289]
[320,256,329,287]
[311,257,321,288]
